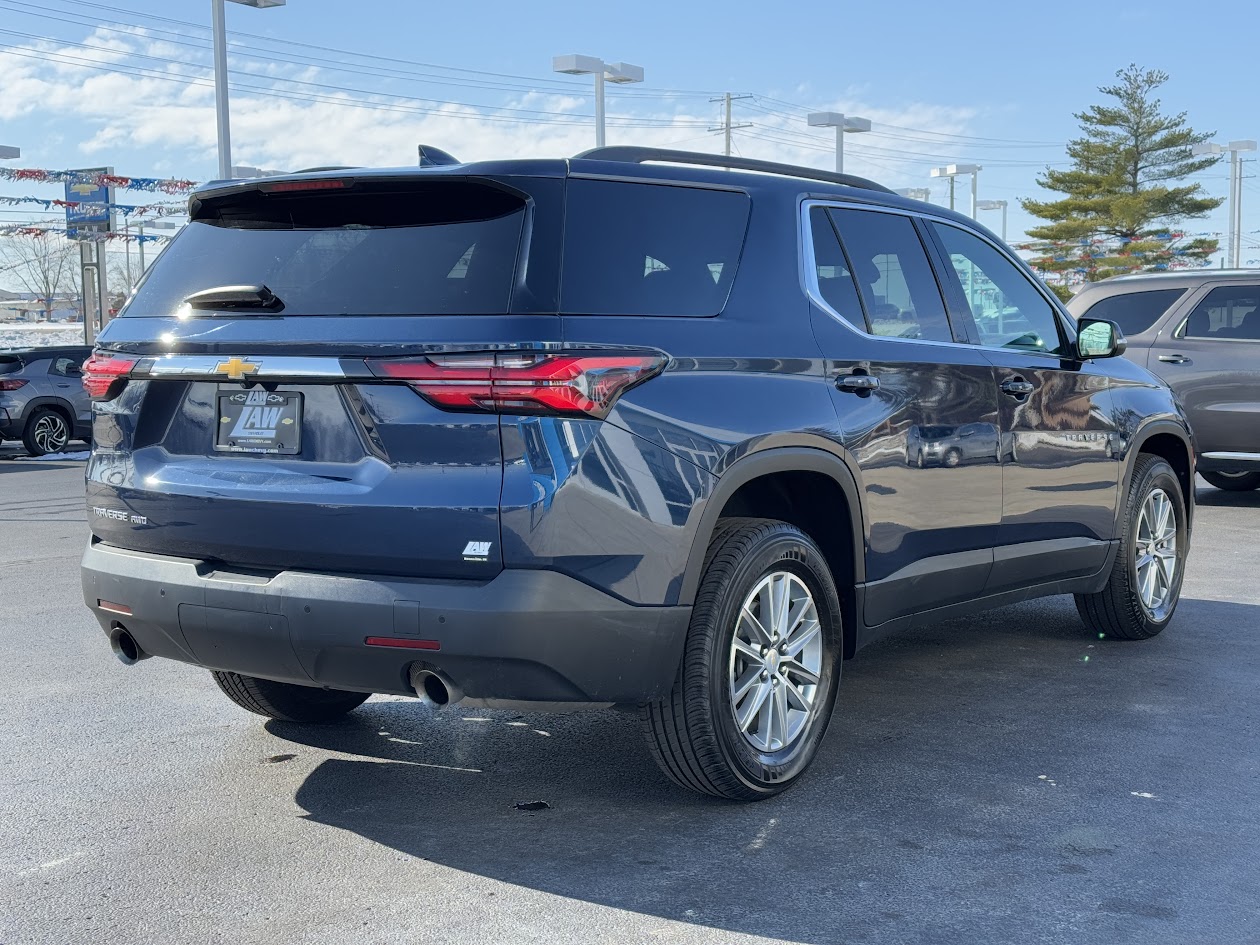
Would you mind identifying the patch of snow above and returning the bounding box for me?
[0,325,87,349]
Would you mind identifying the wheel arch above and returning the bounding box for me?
[1124,420,1194,529]
[678,446,866,657]
[22,396,76,432]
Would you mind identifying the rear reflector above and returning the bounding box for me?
[0,378,28,391]
[82,352,138,400]
[368,352,665,419]
[98,600,133,616]
[365,637,441,650]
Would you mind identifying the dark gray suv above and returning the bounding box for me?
[1069,271,1260,491]
[0,345,92,456]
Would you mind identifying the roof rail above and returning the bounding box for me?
[573,146,895,194]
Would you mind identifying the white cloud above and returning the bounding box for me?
[0,26,984,185]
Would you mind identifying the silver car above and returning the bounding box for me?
[1069,271,1260,492]
[0,345,92,456]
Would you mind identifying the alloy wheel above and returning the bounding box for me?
[32,414,69,454]
[1134,487,1178,619]
[728,571,823,753]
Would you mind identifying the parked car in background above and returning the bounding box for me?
[81,149,1194,800]
[0,345,92,456]
[1069,271,1260,491]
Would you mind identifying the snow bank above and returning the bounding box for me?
[12,450,91,462]
[0,325,88,349]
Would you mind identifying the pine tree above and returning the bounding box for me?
[1021,65,1223,289]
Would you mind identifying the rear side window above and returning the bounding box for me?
[807,207,867,329]
[1181,285,1260,340]
[828,208,954,342]
[0,356,23,375]
[123,181,526,316]
[561,180,750,316]
[1079,288,1187,336]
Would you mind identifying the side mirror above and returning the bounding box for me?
[1076,318,1126,359]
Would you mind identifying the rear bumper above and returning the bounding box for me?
[81,540,690,705]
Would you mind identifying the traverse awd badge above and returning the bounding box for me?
[462,541,492,562]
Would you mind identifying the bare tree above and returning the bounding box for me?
[0,233,78,319]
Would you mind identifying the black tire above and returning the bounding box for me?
[22,406,71,457]
[1202,470,1260,492]
[1075,454,1188,640]
[943,448,962,468]
[211,671,369,722]
[643,518,843,801]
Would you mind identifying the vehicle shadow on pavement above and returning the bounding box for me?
[278,595,1260,945]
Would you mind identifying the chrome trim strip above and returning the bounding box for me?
[138,355,347,378]
[1202,451,1260,461]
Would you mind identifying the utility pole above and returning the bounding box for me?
[1194,139,1256,268]
[709,93,753,157]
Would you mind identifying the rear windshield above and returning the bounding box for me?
[561,179,751,316]
[121,181,526,317]
[0,356,23,375]
[1076,287,1187,336]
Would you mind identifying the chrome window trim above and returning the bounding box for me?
[137,355,348,379]
[1173,281,1260,341]
[1202,451,1260,461]
[800,198,1077,360]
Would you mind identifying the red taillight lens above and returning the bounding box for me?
[82,352,138,400]
[0,378,27,391]
[369,352,665,418]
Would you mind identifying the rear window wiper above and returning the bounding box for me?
[184,284,284,312]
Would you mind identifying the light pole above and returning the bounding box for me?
[895,187,932,202]
[0,145,19,159]
[1193,139,1256,268]
[806,113,871,175]
[930,163,982,216]
[976,199,1008,241]
[213,0,286,180]
[552,55,644,148]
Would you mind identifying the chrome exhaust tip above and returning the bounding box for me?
[409,666,463,708]
[109,626,148,665]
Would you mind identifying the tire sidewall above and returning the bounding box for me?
[1122,460,1187,634]
[702,529,842,795]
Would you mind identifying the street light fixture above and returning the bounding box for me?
[807,112,871,175]
[1193,139,1257,268]
[552,54,644,148]
[895,187,932,202]
[975,199,1008,241]
[930,163,982,216]
[213,0,286,181]
[0,145,19,159]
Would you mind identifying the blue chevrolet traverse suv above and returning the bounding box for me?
[81,148,1194,800]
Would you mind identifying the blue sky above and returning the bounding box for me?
[2,0,1258,290]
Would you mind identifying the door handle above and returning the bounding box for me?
[1157,354,1191,364]
[837,374,879,393]
[999,377,1034,397]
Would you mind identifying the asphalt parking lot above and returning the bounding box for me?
[2,455,1258,945]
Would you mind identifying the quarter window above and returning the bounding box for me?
[828,209,954,342]
[1181,286,1260,340]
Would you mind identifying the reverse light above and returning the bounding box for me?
[368,352,666,418]
[82,352,139,400]
[0,378,28,391]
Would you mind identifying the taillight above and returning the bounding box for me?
[82,352,138,400]
[368,352,665,418]
[0,378,27,391]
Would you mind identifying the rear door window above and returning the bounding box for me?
[1181,285,1260,340]
[122,181,527,316]
[561,180,750,316]
[1077,288,1187,336]
[807,206,867,330]
[827,208,955,342]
